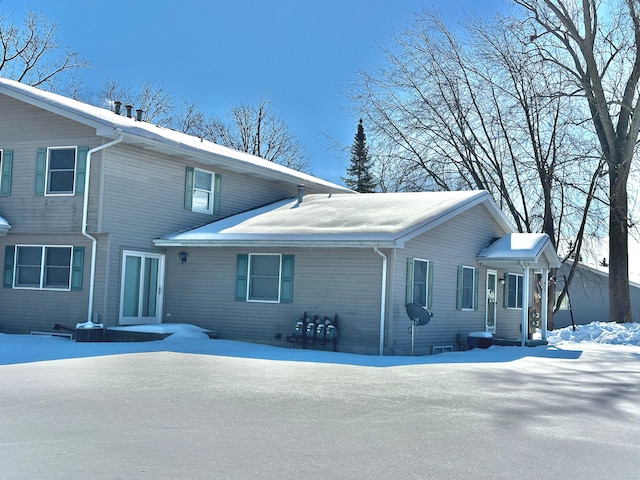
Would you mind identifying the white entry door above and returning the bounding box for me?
[486,270,497,333]
[119,250,165,325]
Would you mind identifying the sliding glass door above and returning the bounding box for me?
[119,251,165,325]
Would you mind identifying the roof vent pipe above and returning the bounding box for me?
[136,109,143,121]
[125,104,133,118]
[297,185,304,204]
[114,101,121,115]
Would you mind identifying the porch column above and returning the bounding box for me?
[521,263,530,347]
[541,268,549,342]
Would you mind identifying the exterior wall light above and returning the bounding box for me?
[178,251,188,264]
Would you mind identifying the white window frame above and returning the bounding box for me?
[13,245,73,291]
[411,258,430,307]
[506,273,524,309]
[247,253,282,303]
[46,146,77,196]
[460,265,476,311]
[191,168,214,214]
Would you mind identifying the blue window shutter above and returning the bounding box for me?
[184,166,194,210]
[70,247,84,291]
[235,254,248,301]
[4,245,15,288]
[35,148,46,195]
[405,258,414,305]
[213,173,222,214]
[280,255,294,303]
[473,268,479,310]
[427,261,434,310]
[456,266,463,310]
[0,150,13,196]
[75,146,88,194]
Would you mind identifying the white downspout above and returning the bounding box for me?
[81,136,124,323]
[520,261,530,347]
[374,247,387,356]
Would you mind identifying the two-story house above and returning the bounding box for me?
[0,78,561,355]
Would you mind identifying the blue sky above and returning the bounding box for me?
[0,0,507,184]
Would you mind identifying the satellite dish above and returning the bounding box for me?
[405,303,433,356]
[406,303,433,326]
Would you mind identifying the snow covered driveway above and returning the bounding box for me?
[0,334,639,480]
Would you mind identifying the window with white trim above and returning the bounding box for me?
[192,168,214,213]
[47,147,77,195]
[235,253,294,303]
[506,273,524,309]
[408,258,432,307]
[457,265,477,310]
[14,246,72,290]
[248,253,281,302]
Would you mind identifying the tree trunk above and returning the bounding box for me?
[609,159,632,323]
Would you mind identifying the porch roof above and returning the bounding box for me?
[476,233,561,270]
[154,190,514,248]
[0,215,10,236]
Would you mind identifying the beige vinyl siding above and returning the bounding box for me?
[162,247,383,355]
[0,94,96,233]
[92,145,305,326]
[388,204,518,354]
[0,234,91,333]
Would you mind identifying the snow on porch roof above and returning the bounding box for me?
[477,233,561,269]
[154,190,514,248]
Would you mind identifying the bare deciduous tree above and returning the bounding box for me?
[187,96,310,173]
[0,10,86,89]
[351,10,609,325]
[515,0,640,323]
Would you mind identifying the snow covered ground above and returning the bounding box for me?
[1,321,639,366]
[1,321,639,479]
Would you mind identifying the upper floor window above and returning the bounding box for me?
[456,265,478,310]
[193,168,213,213]
[506,273,524,309]
[0,149,13,197]
[47,147,77,195]
[184,166,221,214]
[406,258,432,308]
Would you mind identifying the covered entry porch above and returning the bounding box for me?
[477,233,562,346]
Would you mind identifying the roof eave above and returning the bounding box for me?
[153,238,398,248]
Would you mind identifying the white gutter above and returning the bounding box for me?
[81,135,124,322]
[374,247,388,356]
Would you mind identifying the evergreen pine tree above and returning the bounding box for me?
[343,118,376,192]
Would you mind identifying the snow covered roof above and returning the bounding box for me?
[0,77,351,194]
[154,190,514,248]
[0,215,10,236]
[477,233,561,269]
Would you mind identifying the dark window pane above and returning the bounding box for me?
[17,246,42,266]
[46,247,71,267]
[48,171,74,193]
[461,267,474,309]
[16,266,40,287]
[49,149,76,169]
[413,260,427,306]
[44,266,71,288]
